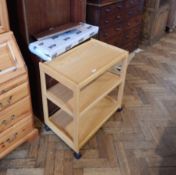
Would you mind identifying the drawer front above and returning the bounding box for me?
[0,74,27,95]
[100,16,120,28]
[0,82,29,111]
[122,37,139,52]
[123,25,142,41]
[0,96,31,133]
[0,116,33,153]
[101,34,123,46]
[99,29,123,47]
[99,25,123,41]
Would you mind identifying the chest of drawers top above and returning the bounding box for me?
[87,0,144,7]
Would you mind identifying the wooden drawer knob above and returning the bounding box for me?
[0,90,6,95]
[116,16,121,20]
[7,132,18,143]
[7,96,13,104]
[127,23,131,27]
[105,8,111,12]
[1,120,7,125]
[115,27,121,31]
[11,114,16,121]
[0,142,6,148]
[128,11,133,16]
[130,0,135,4]
[103,33,108,37]
[104,20,109,24]
[117,4,123,9]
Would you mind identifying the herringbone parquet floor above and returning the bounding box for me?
[1,32,176,175]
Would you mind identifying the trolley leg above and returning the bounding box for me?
[73,152,82,159]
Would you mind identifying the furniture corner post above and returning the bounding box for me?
[39,64,49,124]
[73,87,80,153]
[117,55,128,109]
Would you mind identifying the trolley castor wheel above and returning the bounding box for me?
[73,152,82,159]
[117,107,123,112]
[44,124,51,131]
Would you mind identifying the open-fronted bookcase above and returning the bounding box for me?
[6,0,87,121]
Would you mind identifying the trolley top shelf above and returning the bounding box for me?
[43,39,128,88]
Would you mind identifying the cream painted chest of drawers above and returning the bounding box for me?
[0,0,37,159]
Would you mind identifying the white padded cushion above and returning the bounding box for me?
[29,23,99,61]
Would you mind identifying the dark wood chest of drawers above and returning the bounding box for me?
[87,0,144,52]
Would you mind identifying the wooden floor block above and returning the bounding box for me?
[6,168,44,175]
[84,168,121,175]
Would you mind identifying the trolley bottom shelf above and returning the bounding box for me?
[49,96,119,149]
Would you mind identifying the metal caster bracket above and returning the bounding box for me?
[117,107,123,112]
[44,124,51,131]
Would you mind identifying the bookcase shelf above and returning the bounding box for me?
[39,39,128,155]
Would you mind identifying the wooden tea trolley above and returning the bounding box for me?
[39,39,128,158]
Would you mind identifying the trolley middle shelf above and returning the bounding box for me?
[46,71,122,117]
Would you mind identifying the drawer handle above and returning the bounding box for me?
[7,132,18,143]
[0,141,5,149]
[0,90,6,95]
[128,12,133,16]
[127,23,131,27]
[116,16,121,20]
[115,28,121,31]
[134,30,139,34]
[1,120,7,125]
[104,20,109,24]
[103,33,108,37]
[8,96,13,104]
[117,5,123,9]
[105,8,111,12]
[11,114,16,121]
